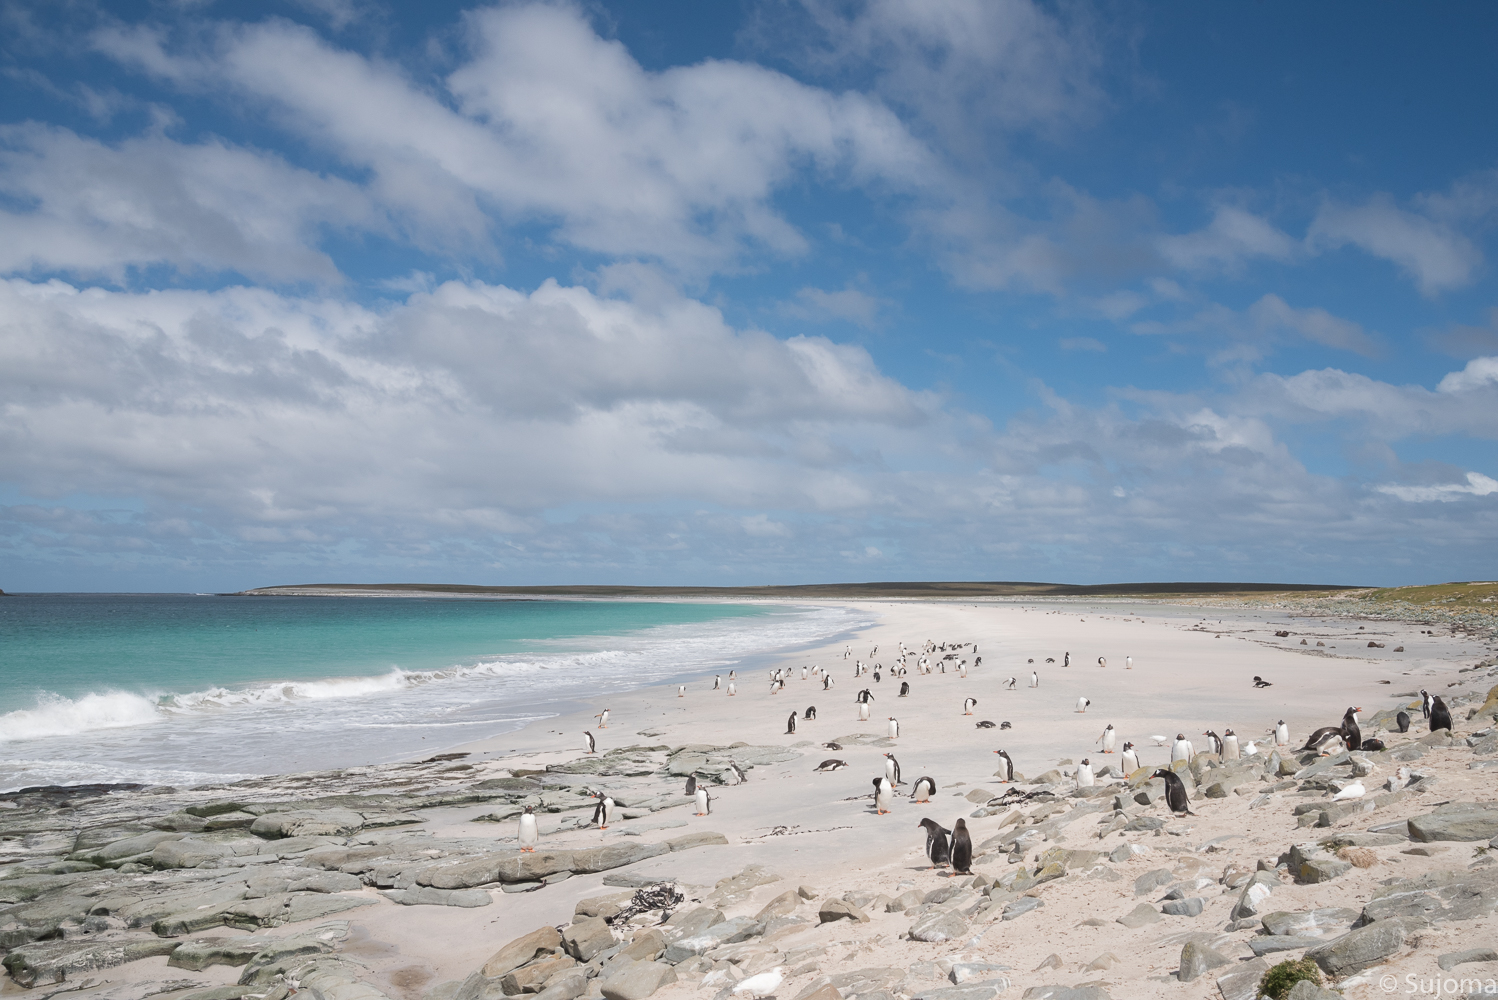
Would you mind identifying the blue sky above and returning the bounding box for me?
[2,0,1497,591]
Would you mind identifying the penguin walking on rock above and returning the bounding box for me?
[517,805,538,852]
[963,697,978,716]
[1152,768,1195,816]
[993,749,1015,782]
[1430,696,1453,733]
[785,712,797,735]
[1202,730,1223,755]
[591,793,615,829]
[917,817,950,868]
[1222,729,1240,760]
[949,819,973,874]
[910,775,936,802]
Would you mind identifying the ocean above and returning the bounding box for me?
[0,594,867,792]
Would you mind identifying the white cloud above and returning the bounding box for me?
[1131,293,1378,359]
[783,286,890,327]
[1308,194,1481,295]
[1157,206,1297,273]
[1376,472,1498,503]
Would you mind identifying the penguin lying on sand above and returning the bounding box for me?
[975,720,996,729]
[813,759,848,771]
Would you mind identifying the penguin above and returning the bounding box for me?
[1342,706,1363,752]
[814,759,848,771]
[1063,652,1071,667]
[1300,726,1346,755]
[963,697,978,715]
[1097,656,1106,668]
[592,793,614,829]
[1152,768,1195,816]
[1396,711,1411,733]
[821,741,843,750]
[917,817,950,867]
[518,804,538,852]
[873,776,893,815]
[726,761,747,784]
[975,720,996,729]
[949,819,973,874]
[1222,729,1240,760]
[595,709,609,729]
[858,702,870,722]
[899,681,911,697]
[583,731,596,754]
[786,712,797,735]
[678,685,686,698]
[713,675,721,690]
[1253,676,1273,688]
[1120,742,1140,775]
[910,776,936,802]
[1075,696,1090,713]
[887,717,900,739]
[1170,734,1193,762]
[884,752,901,785]
[802,665,808,681]
[1420,689,1432,719]
[1275,720,1289,746]
[1202,730,1222,755]
[957,661,967,678]
[685,774,697,796]
[694,786,711,816]
[729,670,737,682]
[873,671,881,683]
[728,682,737,696]
[993,749,1014,783]
[805,705,817,720]
[1360,738,1386,751]
[999,721,1012,730]
[1076,759,1094,787]
[1125,655,1133,669]
[857,688,875,704]
[1430,696,1453,733]
[1004,677,1017,690]
[1097,724,1116,753]
[823,675,834,691]
[1030,671,1039,688]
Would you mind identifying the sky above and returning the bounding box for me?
[1,1,1497,592]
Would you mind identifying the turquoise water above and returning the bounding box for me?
[0,594,864,789]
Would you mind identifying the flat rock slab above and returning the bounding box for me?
[1215,957,1270,1000]
[909,909,967,941]
[1409,802,1498,842]
[1001,898,1043,921]
[1020,987,1111,1000]
[482,927,562,979]
[1177,941,1231,982]
[1115,903,1160,929]
[2,938,181,987]
[1248,936,1323,957]
[1439,947,1498,970]
[599,961,676,1000]
[426,842,669,887]
[1306,919,1409,976]
[666,832,728,852]
[912,979,1009,1000]
[383,887,491,907]
[169,921,348,971]
[1261,907,1359,937]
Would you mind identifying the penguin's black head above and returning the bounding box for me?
[1151,768,1172,779]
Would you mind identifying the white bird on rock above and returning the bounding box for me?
[1332,781,1366,801]
[732,968,784,997]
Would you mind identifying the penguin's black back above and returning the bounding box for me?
[1431,697,1453,732]
[1396,711,1410,733]
[950,819,972,873]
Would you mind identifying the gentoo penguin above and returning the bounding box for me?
[917,817,950,867]
[813,759,848,771]
[821,741,843,750]
[694,786,711,816]
[1275,720,1290,746]
[873,671,881,683]
[999,721,1012,730]
[949,819,973,874]
[1076,759,1094,787]
[957,661,967,678]
[726,761,747,784]
[858,702,871,722]
[805,705,817,720]
[714,675,721,690]
[685,774,697,796]
[1097,656,1106,668]
[727,681,737,696]
[1120,743,1140,775]
[857,688,875,704]
[1125,655,1133,669]
[1170,734,1194,762]
[1430,696,1453,733]
[975,720,996,729]
[1004,677,1017,690]
[823,675,834,691]
[786,712,797,735]
[729,670,737,682]
[1342,706,1363,751]
[1300,726,1346,755]
[802,666,808,680]
[1361,738,1387,751]
[1098,724,1116,753]
[873,775,893,815]
[583,731,596,754]
[887,717,900,739]
[595,709,609,729]
[1222,729,1240,760]
[592,793,614,829]
[963,697,978,716]
[910,775,936,802]
[1063,652,1071,667]
[678,685,686,698]
[993,749,1015,782]
[1030,671,1039,688]
[517,805,538,852]
[1396,710,1411,733]
[1075,696,1090,713]
[1202,730,1223,755]
[1420,689,1432,719]
[1253,676,1273,688]
[899,681,911,697]
[1152,768,1195,816]
[883,752,902,786]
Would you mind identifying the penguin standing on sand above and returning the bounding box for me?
[1430,696,1453,733]
[802,666,808,681]
[694,786,711,816]
[583,731,596,753]
[899,681,911,697]
[887,717,900,739]
[1063,652,1071,667]
[678,685,686,698]
[949,819,973,874]
[963,697,978,716]
[1275,720,1289,746]
[884,752,901,786]
[786,712,797,735]
[1075,696,1090,713]
[823,675,834,691]
[1097,724,1116,753]
[1171,734,1194,762]
[1098,656,1106,668]
[1396,711,1411,733]
[1153,768,1195,816]
[1222,729,1240,760]
[873,776,893,815]
[727,761,747,784]
[591,793,614,829]
[1125,655,1133,669]
[858,702,871,722]
[728,681,737,696]
[1004,677,1017,690]
[910,776,936,802]
[993,749,1014,782]
[1030,671,1039,688]
[713,675,721,690]
[517,805,538,852]
[917,817,950,867]
[1120,743,1140,775]
[804,705,817,720]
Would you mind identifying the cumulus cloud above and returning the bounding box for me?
[1131,293,1378,359]
[1376,472,1498,503]
[782,286,891,327]
[1157,206,1298,273]
[1309,194,1481,295]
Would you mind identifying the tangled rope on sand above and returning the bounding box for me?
[607,882,685,925]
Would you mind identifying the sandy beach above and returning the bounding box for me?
[3,597,1494,1000]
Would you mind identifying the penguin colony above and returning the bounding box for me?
[531,629,1417,859]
